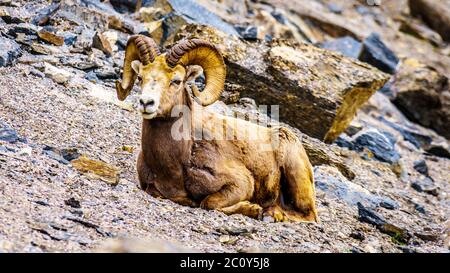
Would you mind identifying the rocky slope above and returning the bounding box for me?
[0,0,449,253]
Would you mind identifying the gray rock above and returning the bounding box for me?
[38,63,72,85]
[43,149,70,165]
[359,33,399,74]
[413,160,429,176]
[0,120,23,143]
[7,23,39,37]
[353,128,400,164]
[315,166,399,209]
[0,37,21,67]
[85,71,100,83]
[391,60,450,139]
[0,6,25,24]
[425,144,450,159]
[319,36,362,59]
[357,202,411,244]
[164,0,238,36]
[64,197,81,209]
[411,177,438,196]
[61,32,77,46]
[327,3,343,14]
[349,231,365,241]
[379,116,432,149]
[410,0,450,42]
[95,67,119,80]
[235,25,259,41]
[43,145,80,162]
[414,203,426,214]
[31,2,60,26]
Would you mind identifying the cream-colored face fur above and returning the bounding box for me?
[131,55,187,119]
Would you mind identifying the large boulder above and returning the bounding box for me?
[176,24,389,143]
[391,59,450,139]
[409,0,450,42]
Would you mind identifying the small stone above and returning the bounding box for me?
[359,33,399,74]
[411,178,439,196]
[86,71,100,83]
[0,6,25,24]
[7,23,39,37]
[353,128,400,164]
[425,144,450,159]
[40,63,72,85]
[38,28,64,46]
[219,235,230,243]
[43,149,69,165]
[327,3,343,14]
[31,2,60,26]
[349,231,365,241]
[379,200,398,210]
[414,203,426,214]
[65,197,81,209]
[92,32,113,56]
[33,200,49,206]
[60,148,80,162]
[121,145,134,153]
[315,165,399,209]
[0,37,21,67]
[0,121,21,143]
[413,160,429,176]
[61,32,77,46]
[234,25,258,41]
[414,232,440,242]
[18,147,32,156]
[95,66,118,80]
[30,43,65,55]
[71,155,120,185]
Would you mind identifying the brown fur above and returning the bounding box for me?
[132,56,318,222]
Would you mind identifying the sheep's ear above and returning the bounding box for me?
[185,65,204,82]
[131,60,142,74]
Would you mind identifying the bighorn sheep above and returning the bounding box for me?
[116,35,318,222]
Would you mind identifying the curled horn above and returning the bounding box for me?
[115,35,160,101]
[166,39,226,106]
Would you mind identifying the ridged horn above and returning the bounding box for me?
[115,35,160,101]
[166,39,226,106]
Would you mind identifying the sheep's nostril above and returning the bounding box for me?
[139,98,155,108]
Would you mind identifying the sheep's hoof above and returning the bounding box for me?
[261,206,287,222]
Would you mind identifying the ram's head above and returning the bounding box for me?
[115,35,226,119]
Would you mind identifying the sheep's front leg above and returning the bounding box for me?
[219,201,263,219]
[137,151,163,198]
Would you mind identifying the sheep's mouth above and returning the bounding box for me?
[141,112,157,119]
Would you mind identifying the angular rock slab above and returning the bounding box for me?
[176,25,389,143]
[410,0,450,43]
[391,59,450,139]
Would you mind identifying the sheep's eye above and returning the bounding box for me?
[171,79,182,86]
[137,75,142,82]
